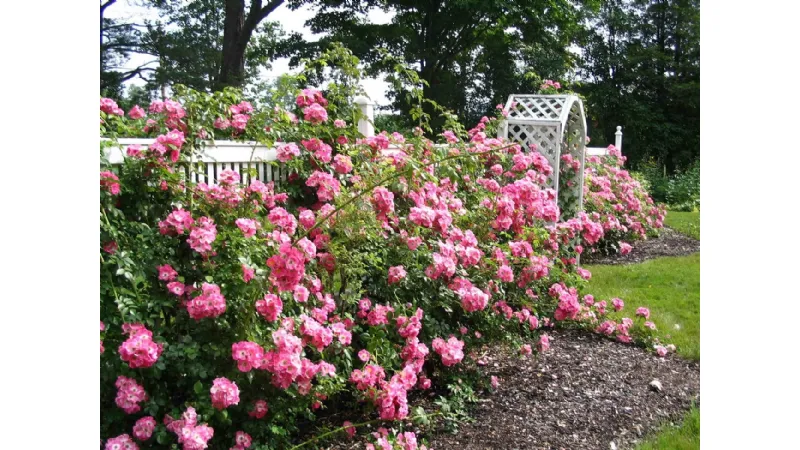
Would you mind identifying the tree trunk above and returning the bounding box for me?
[218,0,248,89]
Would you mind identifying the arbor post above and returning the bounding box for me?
[353,96,374,138]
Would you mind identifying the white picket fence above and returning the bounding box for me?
[102,96,376,186]
[102,96,622,185]
[586,126,623,156]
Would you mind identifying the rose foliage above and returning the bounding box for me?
[100,50,670,450]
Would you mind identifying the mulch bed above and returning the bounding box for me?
[426,329,700,450]
[580,227,700,265]
[322,329,700,450]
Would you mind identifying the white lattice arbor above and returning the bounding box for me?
[498,94,588,219]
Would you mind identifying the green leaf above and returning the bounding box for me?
[193,380,203,394]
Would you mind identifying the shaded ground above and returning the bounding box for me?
[427,329,700,450]
[581,228,699,266]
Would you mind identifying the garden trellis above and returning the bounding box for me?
[498,94,588,219]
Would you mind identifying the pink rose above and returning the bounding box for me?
[388,265,407,284]
[128,105,146,119]
[537,334,550,353]
[343,421,356,438]
[303,103,328,124]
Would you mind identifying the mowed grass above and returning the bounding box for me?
[636,406,700,450]
[584,252,700,360]
[587,254,701,449]
[586,219,701,450]
[664,211,700,240]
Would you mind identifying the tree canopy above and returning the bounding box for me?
[290,0,595,128]
[100,0,699,172]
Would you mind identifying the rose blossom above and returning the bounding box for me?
[210,377,240,409]
[388,266,407,284]
[133,416,156,441]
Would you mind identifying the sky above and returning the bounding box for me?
[105,0,393,106]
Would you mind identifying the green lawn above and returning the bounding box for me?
[585,252,700,360]
[586,216,700,450]
[664,211,700,240]
[635,406,700,450]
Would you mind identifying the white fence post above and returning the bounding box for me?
[615,126,623,151]
[353,96,375,137]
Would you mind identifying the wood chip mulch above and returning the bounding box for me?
[580,227,700,266]
[426,329,700,450]
[322,329,700,450]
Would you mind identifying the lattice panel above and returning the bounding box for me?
[558,103,587,219]
[508,123,561,189]
[506,96,566,121]
[501,94,588,221]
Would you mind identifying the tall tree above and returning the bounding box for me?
[102,0,297,98]
[290,0,591,129]
[101,0,155,96]
[143,0,291,92]
[578,0,700,172]
[217,0,286,88]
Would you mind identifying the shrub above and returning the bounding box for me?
[100,49,666,450]
[666,161,700,211]
[582,147,667,255]
[634,158,670,203]
[633,159,699,212]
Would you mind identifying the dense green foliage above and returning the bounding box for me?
[636,160,700,211]
[580,0,700,172]
[289,0,594,129]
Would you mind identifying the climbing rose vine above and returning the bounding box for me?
[100,57,669,448]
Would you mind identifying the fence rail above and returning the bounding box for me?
[586,126,623,156]
[102,98,623,186]
[103,138,285,186]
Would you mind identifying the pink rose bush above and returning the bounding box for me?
[582,146,667,254]
[101,53,666,448]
